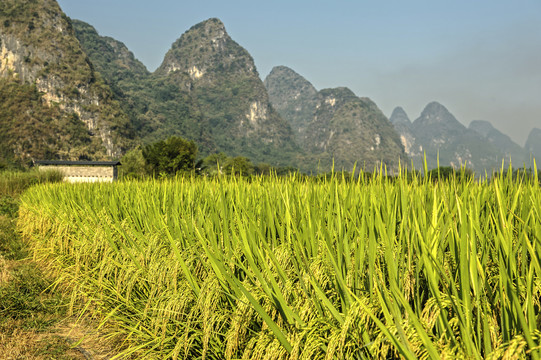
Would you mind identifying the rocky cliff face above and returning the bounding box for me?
[0,0,133,161]
[156,18,255,81]
[389,107,415,154]
[525,128,541,161]
[306,88,407,171]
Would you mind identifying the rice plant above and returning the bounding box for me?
[17,164,541,359]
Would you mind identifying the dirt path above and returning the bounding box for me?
[0,317,117,359]
[0,214,119,360]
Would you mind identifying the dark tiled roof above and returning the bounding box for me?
[35,160,121,166]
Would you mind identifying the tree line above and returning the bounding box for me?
[118,135,541,184]
[120,136,298,178]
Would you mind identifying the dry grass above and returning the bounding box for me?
[0,318,120,360]
[0,323,83,360]
[54,319,121,359]
[0,254,10,284]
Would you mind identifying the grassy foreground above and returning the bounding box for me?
[18,167,541,359]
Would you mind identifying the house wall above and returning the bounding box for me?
[38,165,117,183]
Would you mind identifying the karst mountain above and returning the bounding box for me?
[0,0,537,173]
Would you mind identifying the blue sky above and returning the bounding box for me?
[57,0,541,144]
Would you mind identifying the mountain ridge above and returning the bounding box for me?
[74,16,299,166]
[263,66,318,146]
[389,102,531,170]
[265,65,407,172]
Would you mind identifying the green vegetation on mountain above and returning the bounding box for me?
[265,67,407,172]
[155,18,299,165]
[72,20,212,150]
[74,18,299,167]
[0,0,135,163]
[0,78,98,166]
[0,0,90,85]
[264,66,318,144]
[306,88,407,171]
[71,20,149,89]
[4,1,533,174]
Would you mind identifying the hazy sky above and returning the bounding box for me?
[56,0,541,145]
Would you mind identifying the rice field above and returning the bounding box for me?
[18,166,541,359]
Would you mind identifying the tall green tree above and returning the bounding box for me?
[119,147,146,179]
[224,156,254,176]
[201,152,228,176]
[142,136,198,176]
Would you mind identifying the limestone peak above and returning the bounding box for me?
[155,17,256,79]
[389,107,411,126]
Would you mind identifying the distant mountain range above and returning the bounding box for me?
[0,0,538,172]
[265,65,539,172]
[389,103,536,170]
